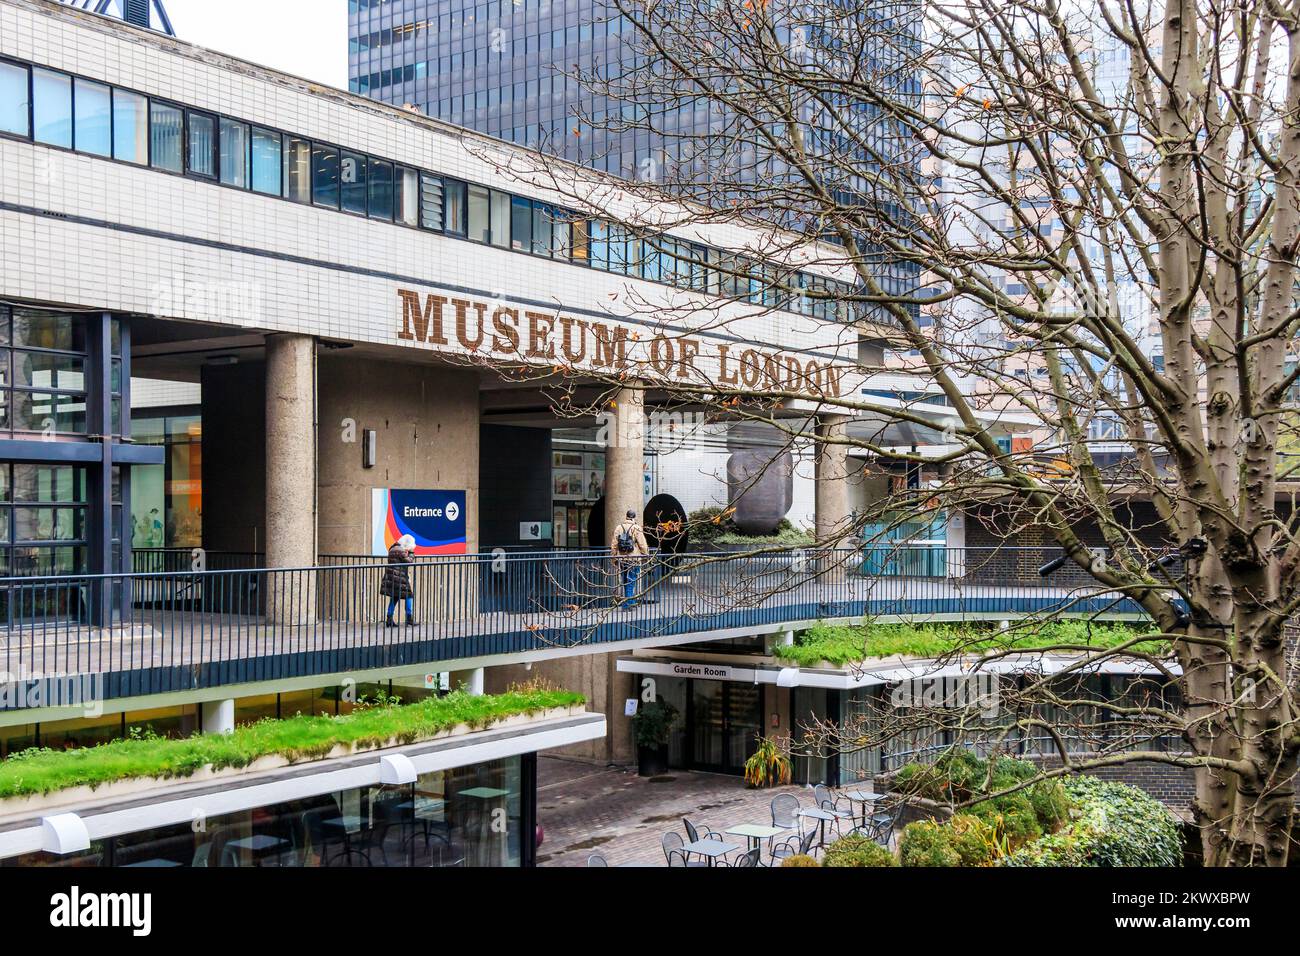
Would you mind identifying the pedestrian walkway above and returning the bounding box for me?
[535,756,808,866]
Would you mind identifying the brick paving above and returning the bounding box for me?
[535,755,817,867]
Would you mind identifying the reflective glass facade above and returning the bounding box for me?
[2,755,530,868]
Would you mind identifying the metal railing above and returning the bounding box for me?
[0,547,1149,710]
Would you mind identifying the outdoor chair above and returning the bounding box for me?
[682,817,723,843]
[728,847,761,868]
[813,784,855,838]
[770,793,801,830]
[587,853,609,867]
[663,831,708,867]
[667,849,690,867]
[770,827,819,864]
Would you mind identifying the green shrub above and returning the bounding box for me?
[1026,779,1071,831]
[822,834,897,867]
[1000,776,1182,867]
[971,792,1043,848]
[947,814,1002,866]
[780,854,821,867]
[899,821,963,866]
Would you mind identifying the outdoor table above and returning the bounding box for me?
[724,824,787,858]
[841,790,884,827]
[680,838,741,867]
[228,833,289,867]
[796,807,837,848]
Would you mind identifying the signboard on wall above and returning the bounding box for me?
[371,489,467,556]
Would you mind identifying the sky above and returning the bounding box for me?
[160,0,349,88]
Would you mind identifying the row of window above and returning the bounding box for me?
[0,56,875,325]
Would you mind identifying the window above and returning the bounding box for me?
[551,209,571,260]
[218,118,249,188]
[589,219,609,270]
[341,152,367,215]
[31,68,71,148]
[367,159,394,221]
[396,167,419,226]
[0,61,28,137]
[250,127,282,195]
[0,461,90,579]
[443,178,467,235]
[73,79,111,157]
[111,89,147,165]
[312,144,340,208]
[489,189,510,248]
[530,202,551,256]
[467,184,490,243]
[283,137,311,202]
[510,195,531,250]
[149,102,182,172]
[0,308,90,441]
[571,218,590,263]
[419,173,442,229]
[186,111,217,177]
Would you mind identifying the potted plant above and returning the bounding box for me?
[743,735,793,788]
[631,698,678,776]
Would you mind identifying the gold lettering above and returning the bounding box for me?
[740,349,761,388]
[650,336,675,376]
[560,317,587,363]
[677,338,701,379]
[718,345,739,386]
[453,299,485,352]
[492,307,520,354]
[398,290,448,344]
[591,322,629,369]
[526,311,556,359]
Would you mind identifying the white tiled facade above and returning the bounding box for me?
[0,0,859,391]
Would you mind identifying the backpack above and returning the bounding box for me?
[616,524,636,555]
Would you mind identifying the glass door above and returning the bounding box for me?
[691,680,724,770]
[689,681,763,775]
[725,684,763,773]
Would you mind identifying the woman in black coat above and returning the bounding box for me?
[381,534,416,627]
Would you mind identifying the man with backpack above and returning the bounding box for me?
[610,509,649,607]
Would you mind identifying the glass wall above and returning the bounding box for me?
[1,755,528,868]
[0,463,89,577]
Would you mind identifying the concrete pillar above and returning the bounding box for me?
[815,414,853,580]
[604,385,645,544]
[202,699,235,735]
[450,667,484,695]
[265,334,317,623]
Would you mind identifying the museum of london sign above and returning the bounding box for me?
[396,288,848,398]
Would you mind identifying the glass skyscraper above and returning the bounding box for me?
[349,0,644,176]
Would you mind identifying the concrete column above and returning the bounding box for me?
[202,699,235,735]
[450,667,484,695]
[815,414,853,580]
[604,385,646,543]
[265,333,318,623]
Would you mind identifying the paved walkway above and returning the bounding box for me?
[535,755,812,867]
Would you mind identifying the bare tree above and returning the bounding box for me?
[444,0,1300,865]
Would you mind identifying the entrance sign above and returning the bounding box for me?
[371,489,467,555]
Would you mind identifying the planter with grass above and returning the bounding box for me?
[0,686,584,816]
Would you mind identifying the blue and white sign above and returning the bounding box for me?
[371,489,468,555]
